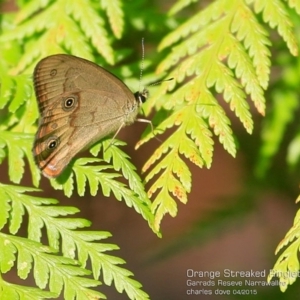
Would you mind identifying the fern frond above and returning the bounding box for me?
[268,204,300,292]
[0,0,119,73]
[137,0,299,229]
[0,132,39,186]
[168,0,198,15]
[230,4,271,92]
[101,0,124,39]
[0,74,33,118]
[0,183,150,299]
[255,5,300,176]
[14,0,52,24]
[0,279,56,300]
[0,233,104,299]
[249,0,298,56]
[65,0,114,63]
[50,155,157,234]
[98,140,152,205]
[0,75,16,111]
[0,72,37,143]
[142,105,214,229]
[287,0,300,14]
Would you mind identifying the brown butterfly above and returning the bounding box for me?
[33,54,148,178]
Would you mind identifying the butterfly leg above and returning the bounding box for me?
[136,118,162,142]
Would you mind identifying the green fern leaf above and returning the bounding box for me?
[0,74,14,109]
[66,0,114,63]
[0,189,10,230]
[231,4,271,91]
[0,183,150,299]
[80,157,156,232]
[101,0,124,38]
[14,0,53,24]
[0,281,56,300]
[10,198,26,235]
[135,0,299,229]
[0,74,39,187]
[168,0,198,15]
[98,140,152,206]
[17,243,33,279]
[0,75,33,120]
[287,0,300,14]
[50,171,75,197]
[8,76,29,113]
[0,132,40,186]
[48,144,157,233]
[249,0,298,56]
[0,233,17,273]
[268,205,300,292]
[0,0,117,73]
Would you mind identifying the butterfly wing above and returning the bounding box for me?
[33,54,138,178]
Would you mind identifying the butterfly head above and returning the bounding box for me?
[134,88,149,105]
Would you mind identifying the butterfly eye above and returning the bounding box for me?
[62,95,78,111]
[47,137,59,150]
[134,88,149,104]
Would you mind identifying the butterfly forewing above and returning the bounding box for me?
[33,54,140,178]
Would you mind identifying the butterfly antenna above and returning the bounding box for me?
[139,37,145,93]
[146,77,174,88]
